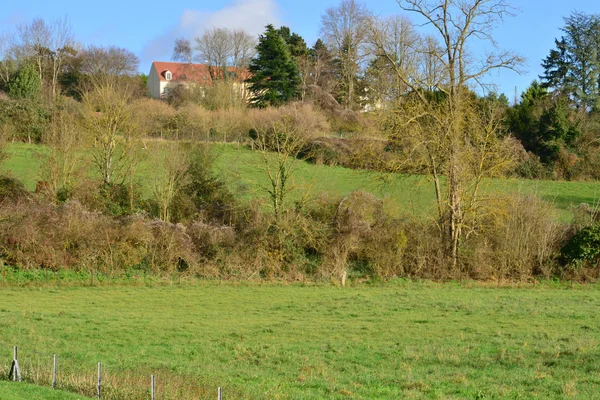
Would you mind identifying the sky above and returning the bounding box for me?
[1,0,600,100]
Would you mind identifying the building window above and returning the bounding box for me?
[165,71,172,81]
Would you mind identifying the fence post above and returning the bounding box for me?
[218,386,222,400]
[8,346,21,382]
[53,354,57,389]
[97,362,102,399]
[151,375,155,400]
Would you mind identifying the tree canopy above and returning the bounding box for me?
[246,25,301,108]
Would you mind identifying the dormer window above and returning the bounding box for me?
[165,70,172,81]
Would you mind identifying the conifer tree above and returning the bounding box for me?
[246,25,300,107]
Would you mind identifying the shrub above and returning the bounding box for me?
[8,64,41,99]
[323,191,407,279]
[130,98,176,139]
[561,224,600,267]
[463,194,564,280]
[0,175,28,201]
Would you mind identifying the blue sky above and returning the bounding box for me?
[1,0,599,99]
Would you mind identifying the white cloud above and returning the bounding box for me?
[141,0,280,65]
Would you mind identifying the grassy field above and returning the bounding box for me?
[0,281,599,399]
[3,142,600,221]
[0,381,92,399]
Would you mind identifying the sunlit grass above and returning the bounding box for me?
[0,281,599,398]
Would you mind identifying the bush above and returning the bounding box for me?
[8,65,41,99]
[323,191,407,279]
[130,98,175,139]
[561,224,600,267]
[462,194,564,280]
[0,175,28,201]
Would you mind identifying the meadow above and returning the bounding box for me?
[0,381,92,399]
[3,142,600,222]
[0,280,599,399]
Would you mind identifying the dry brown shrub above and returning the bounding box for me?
[209,108,250,142]
[248,102,330,142]
[167,104,211,141]
[305,85,364,133]
[401,218,446,279]
[187,219,236,259]
[462,194,565,280]
[145,220,196,273]
[0,199,114,271]
[323,191,407,280]
[130,98,176,139]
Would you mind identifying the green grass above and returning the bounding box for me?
[0,281,599,399]
[0,381,92,399]
[3,142,600,221]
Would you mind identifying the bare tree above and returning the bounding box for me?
[366,15,420,106]
[0,34,15,89]
[195,28,234,79]
[79,45,139,77]
[173,28,256,77]
[250,112,309,224]
[48,17,76,97]
[151,142,190,222]
[172,38,194,64]
[12,18,51,83]
[40,98,85,199]
[373,0,524,269]
[418,34,447,91]
[81,78,137,185]
[231,30,257,69]
[320,0,370,108]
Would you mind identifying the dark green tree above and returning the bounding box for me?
[540,37,570,94]
[278,26,309,58]
[508,81,581,163]
[8,64,42,99]
[541,12,600,111]
[246,25,301,107]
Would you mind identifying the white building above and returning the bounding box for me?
[147,61,250,99]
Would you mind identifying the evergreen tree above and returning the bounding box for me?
[508,81,581,163]
[8,64,41,99]
[541,12,600,111]
[278,26,309,58]
[246,25,301,107]
[540,37,570,93]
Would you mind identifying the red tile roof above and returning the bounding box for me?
[151,61,250,85]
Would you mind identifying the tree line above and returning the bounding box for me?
[1,1,600,281]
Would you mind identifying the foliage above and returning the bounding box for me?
[561,224,600,267]
[246,25,301,107]
[541,12,600,111]
[0,175,28,201]
[0,97,50,143]
[8,64,42,99]
[508,81,585,177]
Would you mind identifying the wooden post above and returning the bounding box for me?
[8,346,21,382]
[53,355,57,389]
[97,362,101,399]
[12,346,17,382]
[218,386,222,400]
[151,375,155,400]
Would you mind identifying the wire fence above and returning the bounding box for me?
[1,346,231,400]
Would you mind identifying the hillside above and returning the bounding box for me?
[3,142,599,222]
